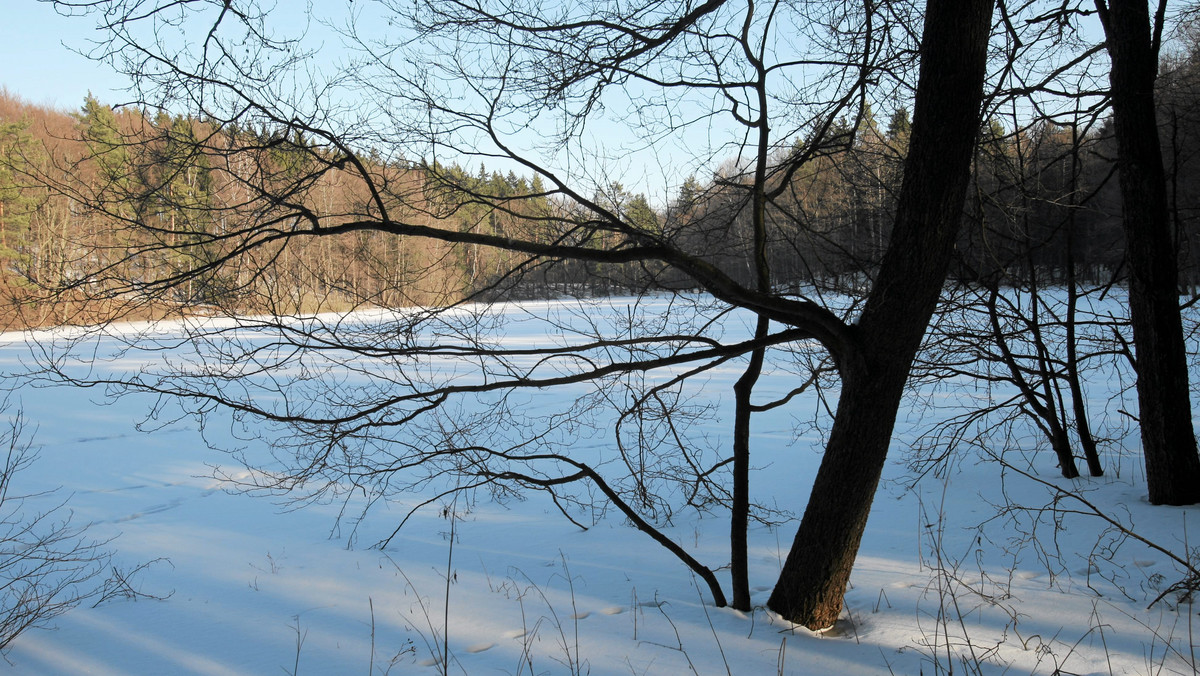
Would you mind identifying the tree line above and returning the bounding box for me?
[4,25,1200,323]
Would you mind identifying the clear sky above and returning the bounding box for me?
[0,1,133,110]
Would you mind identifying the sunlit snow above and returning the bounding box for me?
[0,295,1194,674]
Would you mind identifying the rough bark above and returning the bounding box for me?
[767,0,995,629]
[1097,0,1200,505]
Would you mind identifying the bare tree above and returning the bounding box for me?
[1094,0,1200,505]
[924,113,1117,481]
[0,402,114,653]
[30,0,1009,630]
[766,0,995,627]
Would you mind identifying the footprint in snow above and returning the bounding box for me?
[600,606,624,615]
[1134,559,1157,568]
[113,490,210,523]
[72,434,130,444]
[80,484,149,495]
[116,500,184,523]
[502,629,527,639]
[465,642,495,654]
[570,611,590,620]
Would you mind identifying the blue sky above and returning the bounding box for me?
[0,2,134,110]
[2,1,1110,204]
[0,1,725,201]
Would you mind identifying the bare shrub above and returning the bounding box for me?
[0,401,127,652]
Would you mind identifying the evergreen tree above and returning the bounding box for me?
[0,120,36,267]
[76,93,129,188]
[886,107,911,140]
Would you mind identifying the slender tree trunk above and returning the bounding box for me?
[1030,281,1083,478]
[1064,128,1103,476]
[730,39,774,612]
[731,324,766,611]
[1066,263,1103,475]
[985,286,1080,476]
[1097,0,1200,505]
[767,0,995,630]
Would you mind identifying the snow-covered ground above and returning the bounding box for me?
[0,295,1195,675]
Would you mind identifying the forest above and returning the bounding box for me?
[1,19,1197,324]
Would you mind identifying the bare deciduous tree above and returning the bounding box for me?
[0,402,114,652]
[25,0,1037,630]
[1094,0,1200,505]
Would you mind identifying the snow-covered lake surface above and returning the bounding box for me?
[0,294,1195,674]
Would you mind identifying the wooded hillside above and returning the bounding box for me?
[2,25,1200,330]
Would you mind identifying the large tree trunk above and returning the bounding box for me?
[767,0,995,630]
[1098,0,1200,505]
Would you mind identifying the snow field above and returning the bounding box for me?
[0,294,1195,674]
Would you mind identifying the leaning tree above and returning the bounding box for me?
[28,0,1012,629]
